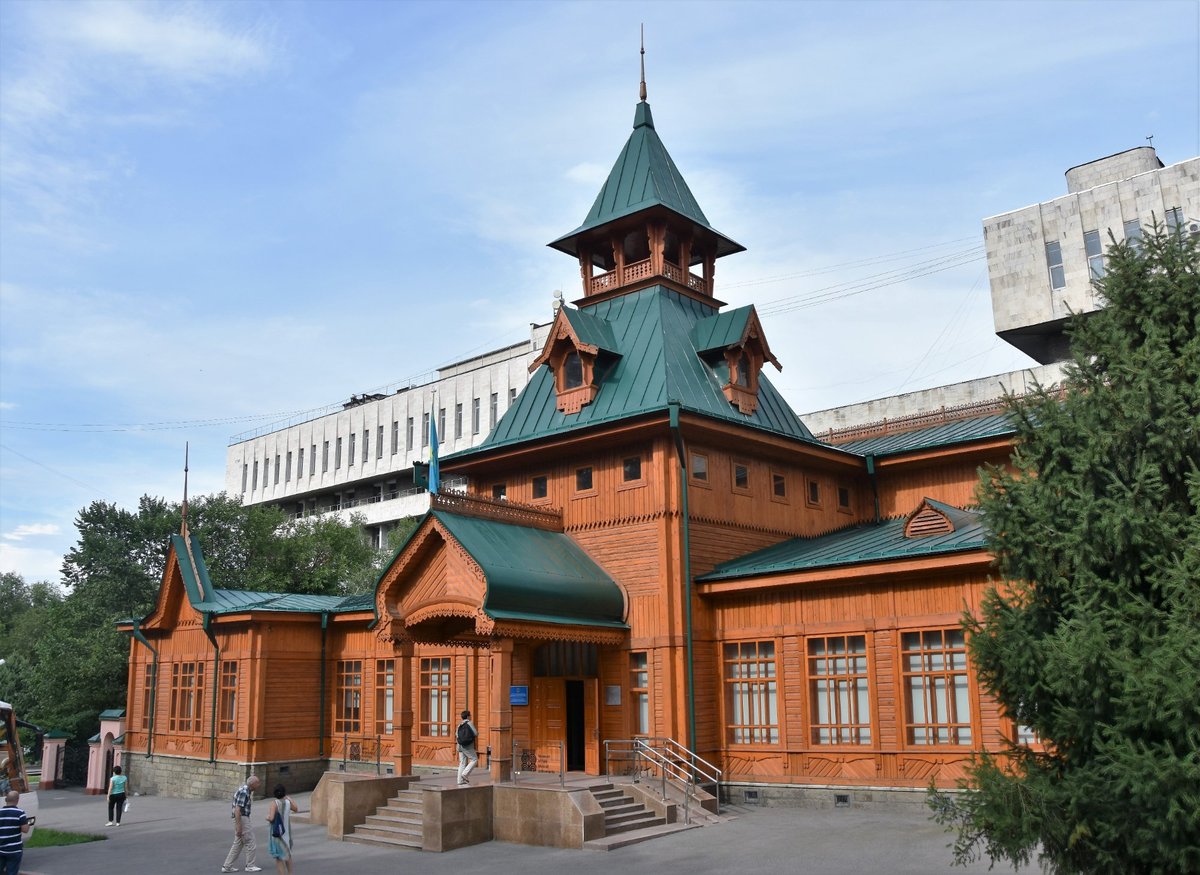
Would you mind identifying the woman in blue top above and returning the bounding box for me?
[106,766,127,826]
[265,784,298,875]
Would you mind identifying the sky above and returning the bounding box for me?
[1,0,1197,585]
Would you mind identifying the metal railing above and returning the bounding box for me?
[511,739,564,787]
[603,736,722,820]
[338,734,385,774]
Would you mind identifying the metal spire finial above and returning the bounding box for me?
[639,24,647,102]
[181,442,190,535]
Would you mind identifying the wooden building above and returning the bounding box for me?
[119,91,1028,805]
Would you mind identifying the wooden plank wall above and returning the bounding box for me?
[709,571,1012,788]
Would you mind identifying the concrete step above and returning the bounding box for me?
[365,812,421,829]
[384,798,422,814]
[599,801,642,816]
[355,822,423,841]
[345,831,423,850]
[584,821,697,851]
[605,813,665,835]
[605,808,659,827]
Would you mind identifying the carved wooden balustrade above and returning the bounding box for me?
[431,491,563,532]
[585,257,710,296]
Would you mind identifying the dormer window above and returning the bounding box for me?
[722,345,763,414]
[529,306,620,416]
[564,351,584,389]
[692,305,781,417]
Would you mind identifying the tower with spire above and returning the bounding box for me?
[549,44,744,308]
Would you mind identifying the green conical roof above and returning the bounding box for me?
[549,101,743,260]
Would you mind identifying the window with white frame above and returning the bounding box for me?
[808,635,871,744]
[1045,241,1066,290]
[902,629,972,745]
[419,657,451,737]
[1084,229,1105,280]
[723,641,778,744]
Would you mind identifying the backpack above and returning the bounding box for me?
[456,721,476,747]
[270,804,285,838]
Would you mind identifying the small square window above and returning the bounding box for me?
[492,483,506,501]
[576,466,593,492]
[623,456,642,482]
[532,475,548,499]
[772,473,786,499]
[690,453,708,482]
[837,485,851,511]
[807,479,821,507]
[733,462,750,491]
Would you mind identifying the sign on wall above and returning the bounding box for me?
[510,685,529,706]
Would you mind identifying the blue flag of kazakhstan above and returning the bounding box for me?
[429,412,440,495]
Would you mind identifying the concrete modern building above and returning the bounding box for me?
[984,147,1199,363]
[224,324,550,547]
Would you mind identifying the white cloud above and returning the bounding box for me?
[49,1,273,82]
[0,542,63,583]
[2,523,61,542]
[0,1,278,248]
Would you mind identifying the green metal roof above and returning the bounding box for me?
[458,286,817,458]
[691,306,752,354]
[562,305,619,353]
[98,708,126,719]
[163,533,373,619]
[698,500,989,583]
[432,510,626,629]
[835,412,1017,458]
[549,101,743,261]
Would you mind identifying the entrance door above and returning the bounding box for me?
[531,677,565,772]
[584,677,599,773]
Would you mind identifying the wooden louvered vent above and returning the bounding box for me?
[905,506,954,538]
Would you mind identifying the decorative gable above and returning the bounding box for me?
[904,499,957,538]
[528,306,619,414]
[692,306,781,415]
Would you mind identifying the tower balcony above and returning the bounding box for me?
[585,256,711,297]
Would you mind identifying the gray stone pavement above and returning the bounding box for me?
[17,784,1035,875]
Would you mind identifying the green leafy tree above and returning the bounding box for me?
[931,225,1200,872]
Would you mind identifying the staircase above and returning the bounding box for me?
[344,787,424,850]
[590,784,666,835]
[581,783,701,850]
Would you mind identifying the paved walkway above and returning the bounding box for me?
[18,784,1032,875]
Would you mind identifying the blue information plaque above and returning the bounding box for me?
[510,685,529,706]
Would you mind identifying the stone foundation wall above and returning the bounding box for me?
[724,782,937,811]
[124,755,331,801]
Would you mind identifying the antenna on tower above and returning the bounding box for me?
[639,24,647,102]
[1146,134,1155,148]
[553,289,563,313]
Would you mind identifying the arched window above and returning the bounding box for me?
[564,351,584,389]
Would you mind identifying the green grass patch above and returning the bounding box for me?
[26,828,105,848]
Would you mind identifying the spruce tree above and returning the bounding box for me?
[931,224,1200,873]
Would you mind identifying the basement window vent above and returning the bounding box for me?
[278,765,290,775]
[743,789,760,804]
[835,793,850,808]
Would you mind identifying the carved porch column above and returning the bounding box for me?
[488,638,514,782]
[394,640,414,775]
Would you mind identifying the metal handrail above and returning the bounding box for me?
[511,739,564,787]
[603,736,722,817]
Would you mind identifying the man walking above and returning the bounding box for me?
[222,774,263,873]
[456,709,478,785]
[0,790,30,875]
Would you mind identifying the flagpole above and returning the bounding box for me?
[429,393,440,495]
